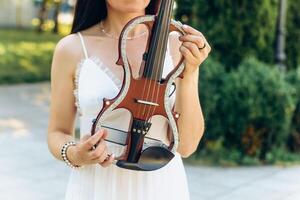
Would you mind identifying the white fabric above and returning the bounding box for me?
[64,32,190,200]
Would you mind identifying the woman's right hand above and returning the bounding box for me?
[67,129,115,167]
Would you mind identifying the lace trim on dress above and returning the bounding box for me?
[89,56,123,89]
[73,58,85,116]
[73,56,123,116]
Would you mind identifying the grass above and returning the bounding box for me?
[0,28,62,84]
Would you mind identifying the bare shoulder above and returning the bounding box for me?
[54,33,82,62]
[51,33,82,78]
[53,24,100,63]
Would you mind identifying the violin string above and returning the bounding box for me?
[142,75,155,122]
[141,31,161,122]
[138,21,161,121]
[135,23,155,120]
[144,10,173,122]
[146,32,170,121]
[150,2,175,122]
[142,24,165,121]
[144,46,163,119]
[123,23,152,121]
[137,74,151,119]
[141,3,164,124]
[136,29,150,120]
[142,59,155,119]
[139,1,173,125]
[143,35,166,122]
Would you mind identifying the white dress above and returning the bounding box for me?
[64,32,190,200]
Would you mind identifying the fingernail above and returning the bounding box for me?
[183,24,188,29]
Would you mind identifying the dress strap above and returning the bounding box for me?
[77,32,88,59]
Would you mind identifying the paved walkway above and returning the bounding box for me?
[0,82,299,200]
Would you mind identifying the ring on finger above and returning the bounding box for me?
[197,34,206,50]
[104,153,111,162]
[198,43,206,50]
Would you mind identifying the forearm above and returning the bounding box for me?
[47,130,75,162]
[176,69,205,157]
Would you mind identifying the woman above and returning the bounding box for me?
[47,0,210,199]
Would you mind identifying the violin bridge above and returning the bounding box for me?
[135,99,159,106]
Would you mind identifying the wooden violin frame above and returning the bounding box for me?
[91,10,186,169]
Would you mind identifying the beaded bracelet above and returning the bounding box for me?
[61,141,82,169]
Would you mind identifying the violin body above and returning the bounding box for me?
[91,1,186,171]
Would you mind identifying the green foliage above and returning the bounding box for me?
[197,57,297,163]
[188,139,260,166]
[175,0,197,25]
[176,0,278,69]
[286,67,300,152]
[175,0,300,163]
[0,29,61,84]
[265,147,300,164]
[219,58,295,159]
[286,0,300,69]
[175,0,300,70]
[198,57,226,142]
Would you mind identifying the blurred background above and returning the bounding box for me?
[0,0,299,199]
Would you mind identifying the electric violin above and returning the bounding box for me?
[91,0,186,171]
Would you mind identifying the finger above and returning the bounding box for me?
[77,135,91,151]
[205,43,212,54]
[180,45,195,63]
[88,138,106,160]
[98,150,109,163]
[100,154,115,168]
[182,24,202,36]
[179,34,206,49]
[182,42,201,58]
[82,129,105,151]
[88,152,107,165]
[102,130,108,139]
[90,148,108,164]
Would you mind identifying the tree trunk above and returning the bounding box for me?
[53,1,62,34]
[37,0,48,33]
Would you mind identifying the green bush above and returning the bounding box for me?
[286,0,300,70]
[197,57,296,162]
[0,29,61,84]
[176,0,278,69]
[175,0,300,70]
[198,57,226,142]
[286,67,300,152]
[220,58,295,160]
[174,0,197,25]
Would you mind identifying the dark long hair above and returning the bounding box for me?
[71,0,159,34]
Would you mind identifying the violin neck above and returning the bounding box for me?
[143,0,175,81]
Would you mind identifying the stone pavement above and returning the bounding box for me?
[0,82,299,200]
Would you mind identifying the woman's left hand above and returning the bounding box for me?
[179,24,211,75]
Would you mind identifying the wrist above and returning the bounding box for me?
[61,141,82,168]
[182,69,199,85]
[66,145,80,166]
